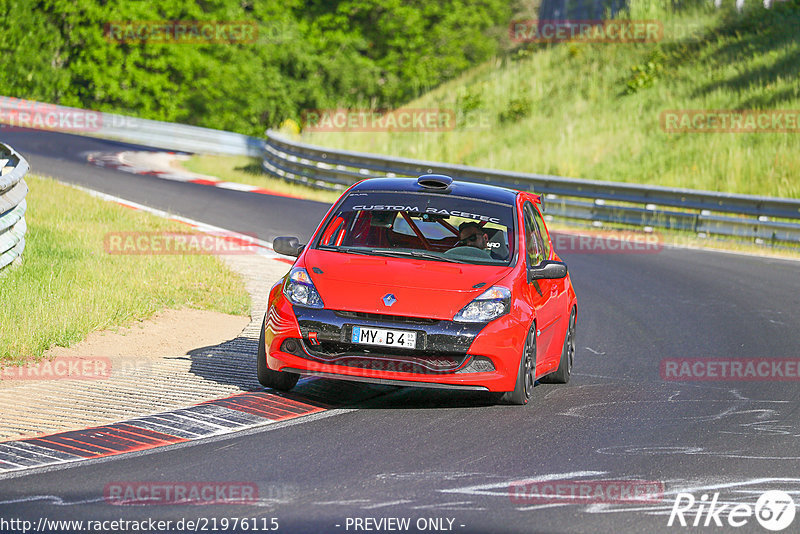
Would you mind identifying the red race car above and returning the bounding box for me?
[258,175,577,404]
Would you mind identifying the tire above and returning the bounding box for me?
[257,313,300,391]
[498,323,537,405]
[541,308,576,384]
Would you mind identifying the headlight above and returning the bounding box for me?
[453,286,511,323]
[283,268,324,308]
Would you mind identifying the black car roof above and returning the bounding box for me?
[350,177,519,205]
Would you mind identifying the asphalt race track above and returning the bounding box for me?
[1,128,799,533]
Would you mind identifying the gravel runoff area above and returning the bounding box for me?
[0,254,291,441]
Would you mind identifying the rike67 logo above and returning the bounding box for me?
[668,490,796,531]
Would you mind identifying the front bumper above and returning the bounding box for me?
[264,299,525,392]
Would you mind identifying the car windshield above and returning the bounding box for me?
[314,190,515,265]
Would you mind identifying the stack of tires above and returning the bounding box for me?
[0,143,29,272]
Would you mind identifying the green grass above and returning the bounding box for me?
[0,175,250,364]
[181,154,341,204]
[300,1,800,198]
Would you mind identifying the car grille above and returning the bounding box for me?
[455,356,496,373]
[299,340,467,373]
[334,311,439,326]
[326,356,464,374]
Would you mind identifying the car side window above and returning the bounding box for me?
[523,202,545,267]
[531,204,551,260]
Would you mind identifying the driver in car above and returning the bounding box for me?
[456,221,508,261]
[458,221,490,250]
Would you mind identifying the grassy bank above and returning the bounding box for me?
[301,2,800,198]
[0,175,250,364]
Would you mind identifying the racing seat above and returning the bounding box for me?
[486,229,509,261]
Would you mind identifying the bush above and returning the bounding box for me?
[457,87,485,115]
[624,49,666,94]
[498,96,532,123]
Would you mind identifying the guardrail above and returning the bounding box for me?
[2,95,798,246]
[0,143,29,272]
[262,131,800,245]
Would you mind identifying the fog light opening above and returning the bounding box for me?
[282,338,299,354]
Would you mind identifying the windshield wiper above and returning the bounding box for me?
[319,245,466,263]
[368,249,465,264]
[318,245,464,263]
[317,245,375,255]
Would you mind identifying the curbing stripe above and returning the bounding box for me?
[87,151,304,199]
[24,423,188,456]
[179,404,267,426]
[0,391,326,475]
[205,392,325,420]
[168,409,248,430]
[0,452,45,468]
[26,437,127,457]
[123,417,209,440]
[156,413,233,435]
[1,442,85,462]
[0,455,28,468]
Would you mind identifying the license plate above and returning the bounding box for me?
[351,326,417,348]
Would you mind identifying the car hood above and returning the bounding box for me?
[303,249,511,320]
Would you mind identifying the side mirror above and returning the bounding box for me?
[528,260,567,281]
[273,236,304,257]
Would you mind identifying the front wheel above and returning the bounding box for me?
[257,313,300,391]
[541,308,575,384]
[497,323,537,405]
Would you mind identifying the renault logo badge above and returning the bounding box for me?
[382,294,397,306]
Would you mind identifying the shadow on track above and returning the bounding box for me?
[185,336,529,410]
